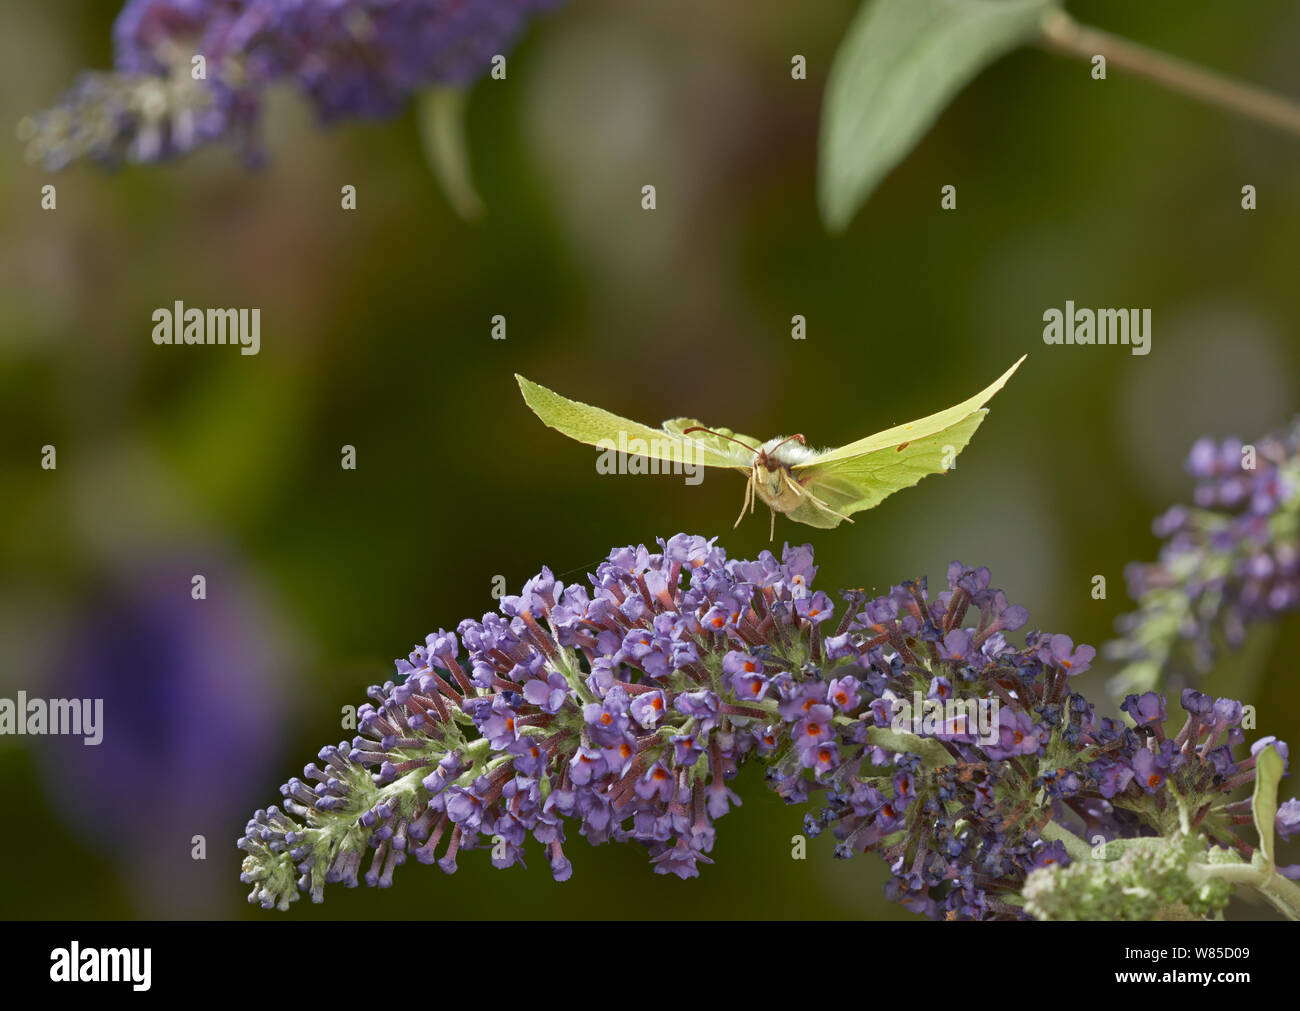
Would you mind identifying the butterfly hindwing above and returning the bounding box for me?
[782,492,850,529]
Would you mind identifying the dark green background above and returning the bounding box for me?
[1,0,1298,918]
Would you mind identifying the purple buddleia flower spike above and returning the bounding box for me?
[239,536,1300,920]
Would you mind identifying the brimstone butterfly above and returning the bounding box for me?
[516,355,1025,538]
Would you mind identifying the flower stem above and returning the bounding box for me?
[1190,858,1300,920]
[1038,10,1300,137]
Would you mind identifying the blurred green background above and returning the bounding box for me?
[1,0,1299,919]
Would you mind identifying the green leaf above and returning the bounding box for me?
[866,726,953,769]
[819,0,1056,231]
[1039,820,1094,863]
[1253,743,1285,867]
[417,87,485,221]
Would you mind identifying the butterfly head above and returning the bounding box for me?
[755,435,817,469]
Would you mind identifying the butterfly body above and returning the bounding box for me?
[754,454,804,509]
[516,356,1025,538]
[737,437,826,536]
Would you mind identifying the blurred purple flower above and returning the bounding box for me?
[46,559,288,914]
[21,0,561,170]
[1110,421,1300,695]
[1278,799,1300,841]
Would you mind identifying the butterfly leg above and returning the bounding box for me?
[780,470,810,502]
[781,471,855,524]
[769,506,776,541]
[734,472,754,529]
[784,473,856,524]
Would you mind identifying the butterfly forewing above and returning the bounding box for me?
[516,375,747,469]
[661,419,759,470]
[801,354,1024,465]
[794,411,989,519]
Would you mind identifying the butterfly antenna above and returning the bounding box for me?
[768,433,806,454]
[681,426,759,455]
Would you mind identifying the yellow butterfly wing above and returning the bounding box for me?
[782,493,850,529]
[516,375,753,469]
[662,419,760,473]
[800,355,1025,465]
[786,356,1024,523]
[791,412,989,523]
